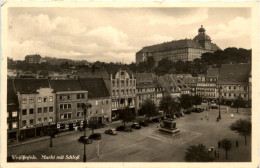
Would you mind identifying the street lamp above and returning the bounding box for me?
[81,103,92,162]
[218,86,222,120]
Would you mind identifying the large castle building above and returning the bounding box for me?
[136,26,221,66]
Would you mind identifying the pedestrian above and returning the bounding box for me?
[227,107,229,113]
[201,116,203,120]
[218,141,221,148]
[231,113,234,118]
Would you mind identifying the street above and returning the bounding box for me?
[8,106,251,162]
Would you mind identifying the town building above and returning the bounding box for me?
[105,69,136,120]
[7,79,20,142]
[136,26,221,66]
[13,79,56,139]
[217,63,251,101]
[79,78,112,124]
[159,74,190,98]
[196,68,219,100]
[134,73,163,113]
[183,76,197,96]
[25,54,41,64]
[49,80,88,130]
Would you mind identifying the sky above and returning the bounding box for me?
[7,7,251,64]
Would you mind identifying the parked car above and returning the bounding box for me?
[211,105,218,109]
[116,126,133,132]
[131,123,141,129]
[89,133,101,140]
[78,136,92,144]
[105,129,117,135]
[152,118,161,123]
[139,121,149,127]
[192,108,203,113]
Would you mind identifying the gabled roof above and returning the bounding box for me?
[79,78,110,99]
[183,76,198,84]
[137,39,220,53]
[170,75,191,91]
[218,64,251,84]
[7,79,19,111]
[49,80,83,92]
[13,78,50,93]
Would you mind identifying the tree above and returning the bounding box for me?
[159,96,173,116]
[192,95,203,107]
[159,96,180,118]
[138,99,158,121]
[185,144,214,162]
[118,106,135,126]
[178,94,193,109]
[220,138,232,159]
[233,96,246,113]
[230,119,251,145]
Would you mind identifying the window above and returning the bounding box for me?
[49,107,53,112]
[22,98,27,104]
[244,86,247,90]
[244,94,247,97]
[29,97,34,103]
[106,100,108,104]
[44,107,48,113]
[77,112,81,117]
[37,118,42,123]
[38,108,42,113]
[49,96,53,102]
[68,113,72,119]
[44,117,48,122]
[95,101,98,105]
[234,94,236,97]
[43,97,48,102]
[12,122,17,129]
[29,119,34,125]
[229,93,231,97]
[22,120,27,127]
[234,86,236,90]
[12,111,17,117]
[22,109,27,115]
[60,114,64,119]
[77,103,81,109]
[68,104,71,109]
[64,113,68,119]
[49,117,53,122]
[229,86,231,89]
[37,97,42,103]
[29,109,34,114]
[224,93,226,96]
[77,94,85,99]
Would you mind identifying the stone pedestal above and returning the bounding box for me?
[159,119,180,136]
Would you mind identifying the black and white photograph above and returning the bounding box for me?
[1,2,259,168]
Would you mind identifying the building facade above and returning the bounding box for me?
[218,64,251,101]
[7,79,20,142]
[79,78,112,124]
[136,26,221,65]
[135,73,163,113]
[25,54,41,64]
[109,69,136,120]
[49,80,88,130]
[13,79,56,139]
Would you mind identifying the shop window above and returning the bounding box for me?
[38,108,42,113]
[49,117,53,122]
[22,109,27,115]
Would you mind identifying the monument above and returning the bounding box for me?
[159,119,181,136]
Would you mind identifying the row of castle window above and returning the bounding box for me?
[22,107,54,115]
[22,96,53,104]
